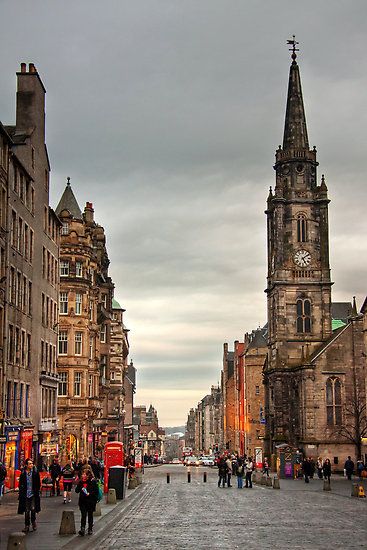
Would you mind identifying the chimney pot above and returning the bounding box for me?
[29,63,36,73]
[21,63,26,73]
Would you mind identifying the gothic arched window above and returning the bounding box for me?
[297,214,308,243]
[296,298,311,333]
[326,377,342,426]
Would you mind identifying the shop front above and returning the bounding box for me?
[38,433,59,470]
[19,428,34,468]
[4,427,21,489]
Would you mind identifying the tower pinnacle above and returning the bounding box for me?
[282,36,309,151]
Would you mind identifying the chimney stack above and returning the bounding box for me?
[84,202,94,223]
[20,63,26,73]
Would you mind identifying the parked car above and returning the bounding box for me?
[199,456,215,467]
[171,458,182,464]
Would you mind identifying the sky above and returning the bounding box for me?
[1,1,366,426]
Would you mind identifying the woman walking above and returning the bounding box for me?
[75,467,98,536]
[18,458,41,533]
[236,458,244,489]
[322,458,332,482]
[62,458,75,503]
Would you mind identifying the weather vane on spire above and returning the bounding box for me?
[67,176,71,186]
[287,35,299,61]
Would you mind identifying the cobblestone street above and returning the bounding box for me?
[84,465,367,550]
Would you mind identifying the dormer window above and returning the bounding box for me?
[61,222,69,235]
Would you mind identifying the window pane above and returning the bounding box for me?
[335,405,342,425]
[304,317,311,333]
[296,300,303,315]
[297,317,304,333]
[326,380,333,405]
[304,300,311,316]
[326,405,334,426]
[334,379,342,405]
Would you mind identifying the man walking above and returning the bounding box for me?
[18,458,41,533]
[217,456,228,488]
[302,457,312,483]
[50,456,62,496]
[344,456,354,480]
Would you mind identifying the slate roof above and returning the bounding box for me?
[55,181,82,219]
[331,302,352,323]
[248,328,267,350]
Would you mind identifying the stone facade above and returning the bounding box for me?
[264,48,367,466]
[0,64,61,481]
[56,183,125,460]
[192,386,222,454]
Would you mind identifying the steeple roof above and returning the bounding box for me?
[55,177,82,219]
[282,56,309,151]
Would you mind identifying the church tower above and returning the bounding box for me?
[265,39,333,449]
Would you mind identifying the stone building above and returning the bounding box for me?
[193,386,222,454]
[55,182,117,459]
[222,344,235,450]
[0,64,60,483]
[185,408,195,451]
[264,45,367,466]
[242,328,267,464]
[134,404,165,458]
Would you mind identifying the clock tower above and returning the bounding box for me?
[265,40,333,449]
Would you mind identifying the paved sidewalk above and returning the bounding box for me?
[0,482,142,550]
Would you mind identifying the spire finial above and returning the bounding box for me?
[287,35,299,62]
[67,176,71,186]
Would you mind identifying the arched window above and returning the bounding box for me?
[296,299,311,333]
[297,214,308,242]
[326,377,342,426]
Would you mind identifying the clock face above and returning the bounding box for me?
[294,249,311,267]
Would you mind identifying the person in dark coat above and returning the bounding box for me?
[217,457,228,488]
[344,456,354,480]
[75,467,98,536]
[302,457,312,483]
[49,457,62,496]
[322,458,332,482]
[18,458,41,533]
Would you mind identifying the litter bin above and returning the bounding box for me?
[108,465,127,499]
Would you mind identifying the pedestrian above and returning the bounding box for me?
[49,456,62,496]
[226,455,233,487]
[316,457,323,479]
[217,456,228,488]
[0,459,6,504]
[263,457,269,477]
[236,458,244,489]
[357,460,364,481]
[62,458,75,504]
[18,458,41,533]
[302,457,312,483]
[245,457,253,488]
[75,467,98,536]
[309,456,316,479]
[294,450,302,479]
[344,456,354,480]
[90,457,101,479]
[322,458,331,482]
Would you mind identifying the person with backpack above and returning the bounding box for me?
[75,466,98,536]
[217,456,228,488]
[236,457,244,489]
[62,458,75,503]
[0,460,7,504]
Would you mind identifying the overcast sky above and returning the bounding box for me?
[1,1,366,426]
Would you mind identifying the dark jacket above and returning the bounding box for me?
[218,460,228,477]
[344,459,354,474]
[322,461,332,477]
[302,459,312,476]
[62,464,75,481]
[75,478,98,511]
[18,468,41,514]
[49,462,62,480]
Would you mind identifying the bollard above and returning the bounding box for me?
[93,501,102,516]
[261,475,267,486]
[252,472,259,484]
[187,471,191,483]
[167,473,170,484]
[107,488,117,504]
[59,510,76,535]
[266,476,273,487]
[128,477,138,489]
[273,476,280,489]
[7,532,27,550]
[323,479,331,492]
[351,483,359,498]
[203,472,207,483]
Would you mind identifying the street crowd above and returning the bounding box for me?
[216,454,263,488]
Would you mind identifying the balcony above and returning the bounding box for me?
[57,397,88,408]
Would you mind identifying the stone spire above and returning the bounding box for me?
[282,37,309,151]
[55,177,82,219]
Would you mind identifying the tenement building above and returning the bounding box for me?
[0,64,60,486]
[264,44,367,465]
[55,181,126,460]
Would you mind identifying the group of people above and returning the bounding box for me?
[301,456,332,483]
[16,455,103,537]
[217,454,254,489]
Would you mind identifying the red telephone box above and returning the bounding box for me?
[104,441,125,493]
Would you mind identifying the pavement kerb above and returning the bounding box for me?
[60,483,149,549]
